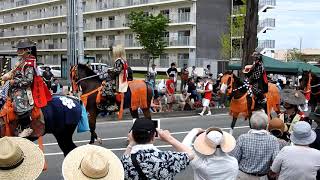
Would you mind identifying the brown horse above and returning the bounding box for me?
[219,72,280,134]
[70,64,153,144]
[300,71,320,112]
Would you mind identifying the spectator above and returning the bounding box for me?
[62,144,124,180]
[42,66,54,89]
[177,90,191,111]
[199,78,213,116]
[187,78,198,102]
[309,106,320,150]
[180,64,189,92]
[121,118,194,180]
[0,137,45,180]
[148,64,157,88]
[270,121,320,180]
[183,127,238,180]
[196,79,204,102]
[191,66,198,79]
[268,118,290,149]
[51,78,63,94]
[166,63,178,88]
[204,64,211,78]
[166,74,175,112]
[151,90,162,112]
[231,110,280,180]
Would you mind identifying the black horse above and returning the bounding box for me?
[0,95,85,156]
[300,71,320,112]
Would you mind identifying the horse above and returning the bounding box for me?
[219,72,280,134]
[300,71,320,112]
[70,64,153,144]
[0,95,86,156]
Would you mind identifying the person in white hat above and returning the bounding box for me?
[0,136,45,180]
[62,144,124,180]
[182,127,238,180]
[270,121,320,180]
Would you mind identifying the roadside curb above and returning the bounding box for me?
[96,108,229,122]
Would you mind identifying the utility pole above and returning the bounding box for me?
[241,0,259,68]
[77,0,84,64]
[67,0,77,68]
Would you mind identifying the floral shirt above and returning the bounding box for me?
[121,148,190,180]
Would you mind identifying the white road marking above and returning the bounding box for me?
[43,125,249,156]
[42,125,248,146]
[96,113,229,125]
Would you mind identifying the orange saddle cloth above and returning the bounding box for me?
[128,80,148,110]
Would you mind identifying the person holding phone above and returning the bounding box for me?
[121,118,194,180]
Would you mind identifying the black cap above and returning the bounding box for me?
[132,118,156,133]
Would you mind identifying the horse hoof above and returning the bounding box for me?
[89,140,95,144]
[97,138,103,144]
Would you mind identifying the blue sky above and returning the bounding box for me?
[259,0,320,49]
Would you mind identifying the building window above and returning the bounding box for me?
[96,17,103,29]
[126,0,133,6]
[178,7,191,22]
[178,30,190,46]
[163,32,169,46]
[96,36,103,48]
[108,35,115,46]
[177,53,189,67]
[108,16,115,28]
[160,54,169,68]
[160,9,170,20]
[125,34,134,47]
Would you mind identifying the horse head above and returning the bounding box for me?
[220,71,234,95]
[70,64,102,93]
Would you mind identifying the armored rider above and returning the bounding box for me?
[1,38,51,137]
[243,52,269,110]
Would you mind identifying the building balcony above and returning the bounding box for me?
[84,20,127,31]
[258,40,275,49]
[0,0,61,12]
[84,40,117,49]
[84,0,188,13]
[258,18,275,34]
[37,43,67,50]
[1,9,66,24]
[0,26,67,38]
[259,0,276,13]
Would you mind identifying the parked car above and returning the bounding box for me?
[38,65,61,78]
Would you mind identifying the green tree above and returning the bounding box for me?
[129,11,169,71]
[287,48,304,62]
[220,33,231,59]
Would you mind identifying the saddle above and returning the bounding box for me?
[0,99,45,138]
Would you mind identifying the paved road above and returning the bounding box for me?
[38,113,249,180]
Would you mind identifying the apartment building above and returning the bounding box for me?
[231,0,276,61]
[0,0,230,75]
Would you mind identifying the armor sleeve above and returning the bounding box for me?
[13,66,34,88]
[113,59,123,74]
[252,63,264,81]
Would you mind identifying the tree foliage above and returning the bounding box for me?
[129,11,169,60]
[220,33,231,59]
[287,48,304,62]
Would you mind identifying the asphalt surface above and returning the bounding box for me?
[38,113,250,180]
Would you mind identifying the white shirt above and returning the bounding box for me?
[182,129,239,180]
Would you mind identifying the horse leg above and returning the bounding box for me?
[130,108,139,119]
[87,108,101,144]
[142,108,151,120]
[230,117,237,135]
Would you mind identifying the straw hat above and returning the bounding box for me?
[194,127,236,155]
[281,89,306,105]
[290,121,316,145]
[62,145,124,180]
[0,137,45,180]
[242,65,253,74]
[268,118,288,137]
[12,38,36,49]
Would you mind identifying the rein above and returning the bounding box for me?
[76,74,101,84]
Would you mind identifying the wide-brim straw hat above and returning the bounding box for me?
[194,127,236,155]
[281,89,306,105]
[0,137,45,180]
[62,144,124,180]
[12,38,37,49]
[268,118,288,136]
[242,65,253,74]
[290,121,316,145]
